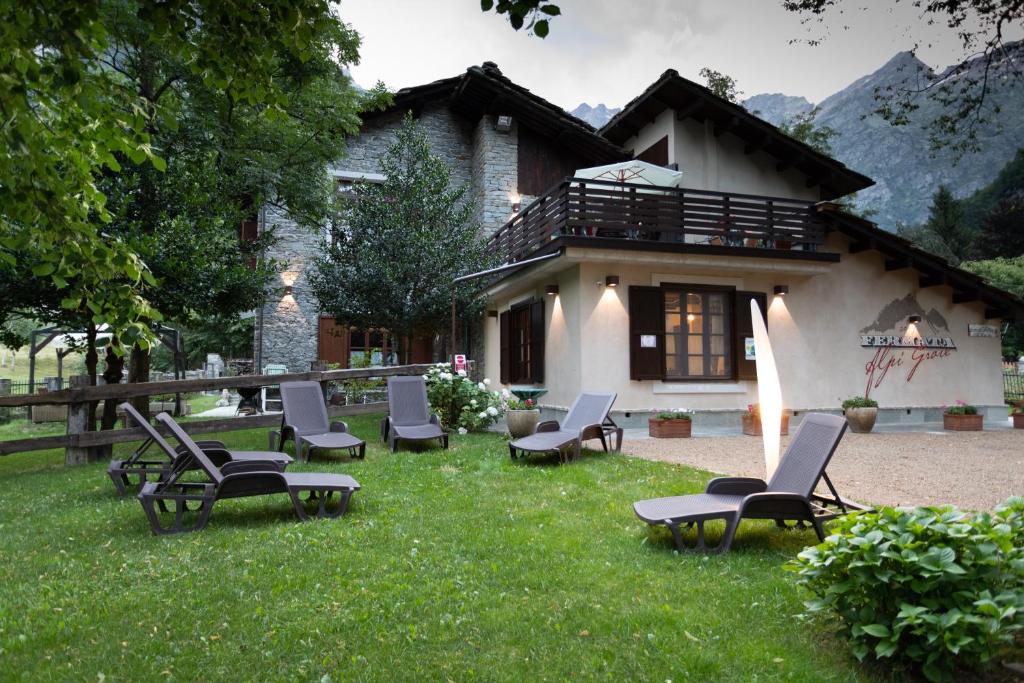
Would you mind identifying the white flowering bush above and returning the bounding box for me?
[424,363,504,432]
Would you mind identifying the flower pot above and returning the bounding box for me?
[648,418,692,438]
[844,406,878,434]
[943,413,983,431]
[506,409,540,438]
[1014,414,1024,429]
[774,239,792,250]
[741,413,789,436]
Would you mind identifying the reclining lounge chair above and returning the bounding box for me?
[137,413,360,535]
[276,381,366,461]
[633,412,869,553]
[108,402,292,497]
[381,376,447,453]
[508,392,623,464]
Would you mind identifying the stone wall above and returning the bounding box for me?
[470,115,520,235]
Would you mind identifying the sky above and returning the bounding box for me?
[338,0,1022,110]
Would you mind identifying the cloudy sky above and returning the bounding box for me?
[339,0,1020,110]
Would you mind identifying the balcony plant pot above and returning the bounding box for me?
[648,418,692,438]
[741,413,789,436]
[943,413,983,431]
[506,409,541,439]
[1013,413,1024,429]
[844,406,878,434]
[774,239,792,250]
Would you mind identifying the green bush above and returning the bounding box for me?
[654,409,693,421]
[944,400,978,415]
[786,500,1024,682]
[841,396,878,409]
[423,363,503,433]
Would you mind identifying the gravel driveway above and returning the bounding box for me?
[622,429,1024,510]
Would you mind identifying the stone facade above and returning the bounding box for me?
[470,115,520,235]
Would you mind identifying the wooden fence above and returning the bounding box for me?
[0,364,434,463]
[1005,370,1024,403]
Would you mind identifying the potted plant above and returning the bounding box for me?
[648,409,694,438]
[1011,401,1024,429]
[943,400,983,431]
[741,403,789,436]
[841,395,878,434]
[505,396,540,438]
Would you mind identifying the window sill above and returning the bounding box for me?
[653,381,751,394]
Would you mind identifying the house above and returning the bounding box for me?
[256,63,1023,425]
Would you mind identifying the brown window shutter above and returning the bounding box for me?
[629,286,665,380]
[529,299,545,383]
[499,311,511,384]
[734,291,767,380]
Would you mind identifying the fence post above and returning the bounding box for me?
[0,378,9,424]
[65,375,94,465]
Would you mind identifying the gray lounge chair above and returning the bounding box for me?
[634,412,869,553]
[508,392,623,464]
[137,413,360,535]
[276,381,366,461]
[380,376,447,452]
[108,402,292,497]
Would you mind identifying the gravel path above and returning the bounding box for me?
[622,430,1024,510]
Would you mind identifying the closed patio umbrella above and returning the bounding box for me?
[572,160,682,189]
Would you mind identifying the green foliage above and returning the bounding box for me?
[960,256,1024,359]
[699,67,743,103]
[787,500,1024,682]
[975,199,1024,260]
[654,409,693,421]
[311,114,498,353]
[778,107,838,156]
[424,363,503,432]
[480,0,560,36]
[897,186,973,264]
[961,148,1024,233]
[944,401,978,415]
[504,396,536,411]
[841,396,878,410]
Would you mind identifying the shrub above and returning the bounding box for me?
[654,409,693,421]
[786,499,1024,682]
[423,363,503,432]
[505,397,536,411]
[945,400,978,415]
[841,396,878,409]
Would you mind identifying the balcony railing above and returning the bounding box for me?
[488,177,827,264]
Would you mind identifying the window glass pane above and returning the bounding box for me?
[665,355,682,376]
[710,335,725,355]
[368,331,383,348]
[709,355,726,376]
[708,294,725,315]
[665,292,680,312]
[710,315,724,334]
[665,313,681,333]
[687,336,702,354]
[688,356,703,375]
[686,293,702,312]
[350,330,364,348]
[687,314,702,334]
[665,335,677,355]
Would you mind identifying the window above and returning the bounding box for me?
[349,330,398,367]
[663,288,732,379]
[499,299,545,384]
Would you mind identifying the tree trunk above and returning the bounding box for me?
[129,343,150,421]
[98,345,126,459]
[85,324,98,431]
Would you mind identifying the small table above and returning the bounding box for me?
[285,473,360,521]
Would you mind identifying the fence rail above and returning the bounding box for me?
[1005,371,1024,403]
[0,364,434,461]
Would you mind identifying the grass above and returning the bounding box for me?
[0,414,873,681]
[0,345,86,383]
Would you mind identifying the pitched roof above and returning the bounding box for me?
[818,205,1024,320]
[599,69,875,200]
[363,62,626,164]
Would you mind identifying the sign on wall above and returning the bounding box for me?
[744,337,756,360]
[968,324,1000,338]
[860,335,956,349]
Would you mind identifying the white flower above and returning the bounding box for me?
[440,372,452,381]
[457,427,468,435]
[477,382,486,391]
[457,369,467,377]
[483,378,491,385]
[470,399,478,407]
[501,388,511,399]
[478,412,488,419]
[422,374,429,380]
[487,406,498,416]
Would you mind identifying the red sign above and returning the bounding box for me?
[453,354,467,373]
[864,344,952,397]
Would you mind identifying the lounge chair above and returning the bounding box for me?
[137,413,360,535]
[380,376,447,453]
[633,412,868,553]
[276,381,366,461]
[108,402,292,497]
[508,392,623,464]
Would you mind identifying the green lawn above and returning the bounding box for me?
[0,414,872,681]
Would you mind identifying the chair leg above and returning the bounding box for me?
[612,428,624,452]
[109,468,128,497]
[716,516,740,554]
[509,444,517,459]
[811,516,826,541]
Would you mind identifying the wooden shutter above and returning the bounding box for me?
[499,311,511,384]
[629,286,665,380]
[636,136,668,166]
[529,299,545,383]
[734,291,767,381]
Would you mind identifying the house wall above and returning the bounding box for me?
[471,115,522,235]
[486,233,1005,423]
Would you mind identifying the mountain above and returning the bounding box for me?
[570,103,621,128]
[741,93,813,127]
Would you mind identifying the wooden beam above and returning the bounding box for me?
[674,98,703,121]
[848,240,872,254]
[776,153,803,172]
[713,116,739,138]
[984,307,1006,319]
[744,135,771,155]
[952,290,978,304]
[884,257,910,271]
[919,274,945,288]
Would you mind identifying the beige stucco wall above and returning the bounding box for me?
[485,234,1004,414]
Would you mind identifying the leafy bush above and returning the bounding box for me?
[505,397,536,411]
[654,409,693,421]
[787,500,1024,682]
[841,396,878,409]
[424,363,503,433]
[944,399,978,415]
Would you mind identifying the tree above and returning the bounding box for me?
[960,256,1024,359]
[310,114,497,363]
[783,0,1024,156]
[898,186,974,264]
[481,0,562,37]
[976,199,1024,259]
[778,107,838,156]
[700,67,743,103]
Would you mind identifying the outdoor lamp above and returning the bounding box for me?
[509,191,521,213]
[773,285,789,297]
[495,115,513,132]
[545,284,559,296]
[283,285,294,296]
[605,275,620,288]
[909,314,922,324]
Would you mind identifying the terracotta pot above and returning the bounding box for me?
[506,409,540,439]
[943,413,983,431]
[1012,413,1024,429]
[649,418,692,438]
[741,413,789,436]
[844,406,878,434]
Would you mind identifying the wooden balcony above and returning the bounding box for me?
[488,178,829,265]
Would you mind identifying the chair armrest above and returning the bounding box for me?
[220,460,285,475]
[430,414,443,428]
[329,420,349,433]
[535,420,560,433]
[705,477,767,496]
[193,439,227,450]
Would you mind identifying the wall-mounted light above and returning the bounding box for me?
[509,191,521,213]
[495,115,513,132]
[283,285,294,296]
[605,275,620,288]
[773,285,789,297]
[545,284,559,296]
[909,314,922,324]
